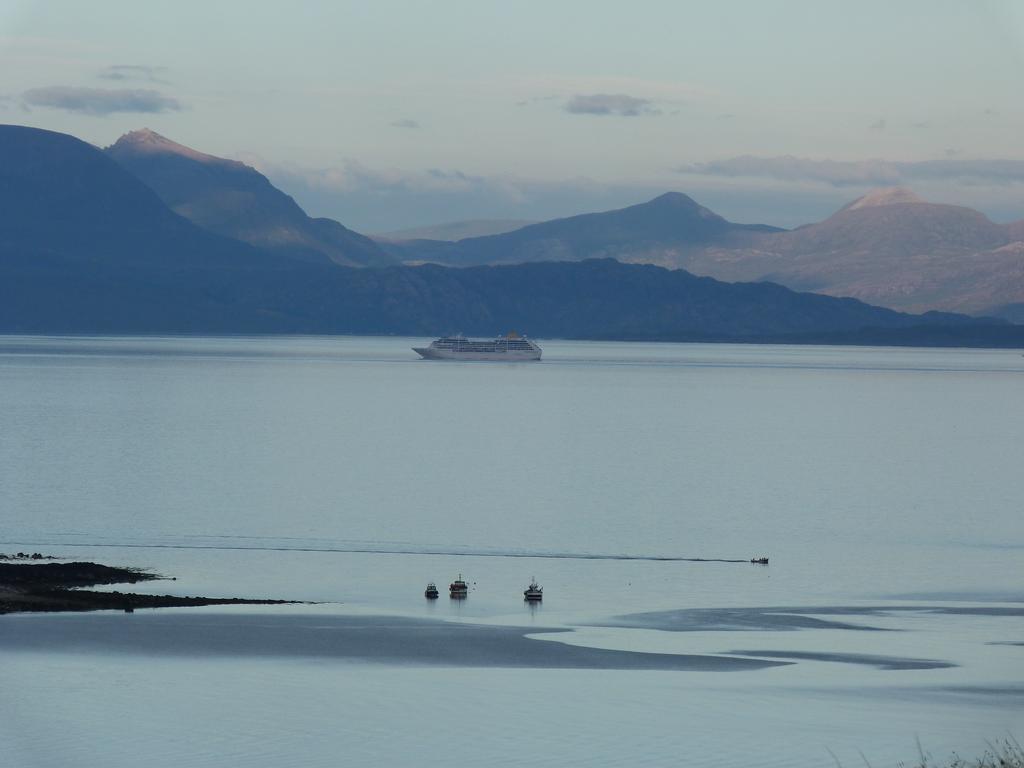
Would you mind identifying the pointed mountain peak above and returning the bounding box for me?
[839,187,927,213]
[645,191,722,220]
[648,191,699,207]
[108,128,223,164]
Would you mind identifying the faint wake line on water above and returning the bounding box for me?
[0,539,749,563]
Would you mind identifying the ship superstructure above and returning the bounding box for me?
[413,332,541,361]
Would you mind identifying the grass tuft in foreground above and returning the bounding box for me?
[904,738,1023,768]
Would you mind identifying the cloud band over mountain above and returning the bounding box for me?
[564,93,657,116]
[22,86,182,116]
[678,155,1024,187]
[251,156,670,232]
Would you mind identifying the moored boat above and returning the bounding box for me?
[523,578,543,601]
[449,574,469,598]
[424,582,439,599]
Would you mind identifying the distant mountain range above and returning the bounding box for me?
[379,191,782,267]
[105,129,393,267]
[385,187,1024,319]
[4,123,1013,345]
[687,188,1024,318]
[98,127,1024,320]
[374,219,537,242]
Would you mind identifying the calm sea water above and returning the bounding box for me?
[1,335,1022,767]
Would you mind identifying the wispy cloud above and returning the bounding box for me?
[244,156,668,232]
[564,93,658,117]
[390,118,420,129]
[236,153,1024,232]
[98,65,168,83]
[515,77,707,116]
[677,155,1024,187]
[271,160,501,197]
[22,86,182,116]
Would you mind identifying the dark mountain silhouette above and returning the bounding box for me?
[988,302,1024,324]
[349,258,989,341]
[0,123,335,331]
[0,124,1014,344]
[0,124,282,269]
[380,192,782,265]
[106,129,393,267]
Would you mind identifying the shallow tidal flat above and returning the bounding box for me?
[2,595,1021,768]
[2,602,1019,679]
[0,611,783,671]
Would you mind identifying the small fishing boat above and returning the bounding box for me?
[750,556,769,565]
[523,578,543,601]
[424,582,439,599]
[449,574,469,598]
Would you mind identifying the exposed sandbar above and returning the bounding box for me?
[0,612,789,671]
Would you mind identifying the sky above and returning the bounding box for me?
[3,0,1024,232]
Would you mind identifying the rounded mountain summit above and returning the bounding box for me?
[106,128,393,268]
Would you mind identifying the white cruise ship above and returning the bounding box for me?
[413,332,542,361]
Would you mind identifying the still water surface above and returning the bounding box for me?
[1,335,1022,767]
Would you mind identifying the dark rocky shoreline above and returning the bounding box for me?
[0,559,294,614]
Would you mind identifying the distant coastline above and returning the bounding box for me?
[576,323,1024,349]
[2,325,1023,350]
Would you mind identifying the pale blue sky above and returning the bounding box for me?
[3,0,1024,230]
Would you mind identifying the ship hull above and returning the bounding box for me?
[412,347,541,361]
